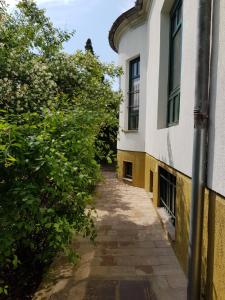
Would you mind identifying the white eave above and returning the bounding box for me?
[109,0,151,53]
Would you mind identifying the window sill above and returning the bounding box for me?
[167,122,179,128]
[122,129,139,133]
[123,177,133,183]
[157,207,175,242]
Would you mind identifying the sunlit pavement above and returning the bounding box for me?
[34,170,187,300]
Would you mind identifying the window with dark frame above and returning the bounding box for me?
[168,0,183,126]
[124,162,133,179]
[128,57,140,130]
[159,167,176,226]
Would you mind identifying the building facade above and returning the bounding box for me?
[109,0,225,299]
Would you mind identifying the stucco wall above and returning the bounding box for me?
[117,23,147,153]
[207,0,225,197]
[114,1,225,298]
[144,0,198,177]
[117,150,146,188]
[117,0,199,177]
[117,150,225,300]
[116,0,225,196]
[145,153,191,274]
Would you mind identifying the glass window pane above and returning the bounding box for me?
[174,95,180,123]
[168,1,182,126]
[171,15,177,34]
[168,100,174,124]
[129,57,140,130]
[177,4,182,25]
[131,63,136,78]
[129,113,138,130]
[137,60,140,76]
[124,162,132,179]
[131,59,140,78]
[131,78,140,93]
[170,28,182,92]
[135,62,139,77]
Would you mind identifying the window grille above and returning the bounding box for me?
[159,167,176,226]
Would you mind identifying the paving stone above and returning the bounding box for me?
[100,255,117,266]
[166,276,187,288]
[84,280,118,300]
[34,170,187,300]
[115,256,160,267]
[134,241,156,248]
[135,265,154,276]
[154,240,171,248]
[152,265,184,276]
[119,280,156,300]
[147,275,170,290]
[157,255,179,265]
[118,241,136,247]
[96,241,119,249]
[150,288,187,300]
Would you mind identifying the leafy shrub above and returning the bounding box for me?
[0,1,121,297]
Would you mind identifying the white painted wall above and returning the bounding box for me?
[117,0,225,197]
[118,0,198,176]
[207,0,225,197]
[117,23,147,152]
[144,0,198,177]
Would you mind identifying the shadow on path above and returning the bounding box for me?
[34,170,187,300]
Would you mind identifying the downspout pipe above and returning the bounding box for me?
[187,0,212,299]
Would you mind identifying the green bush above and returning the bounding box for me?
[0,1,121,297]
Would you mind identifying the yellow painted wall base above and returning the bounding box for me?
[117,150,225,300]
[117,150,146,188]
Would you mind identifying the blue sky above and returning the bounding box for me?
[7,0,135,64]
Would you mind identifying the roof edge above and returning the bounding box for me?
[109,0,145,53]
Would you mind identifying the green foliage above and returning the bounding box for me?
[0,0,122,297]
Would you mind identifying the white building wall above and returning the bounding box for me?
[117,23,147,152]
[207,0,225,197]
[145,0,198,177]
[117,0,225,197]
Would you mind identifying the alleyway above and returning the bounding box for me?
[34,169,187,300]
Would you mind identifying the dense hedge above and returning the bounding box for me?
[0,1,121,297]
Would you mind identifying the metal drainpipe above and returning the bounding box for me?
[187,0,212,299]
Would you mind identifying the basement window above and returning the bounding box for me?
[159,167,176,226]
[124,162,133,180]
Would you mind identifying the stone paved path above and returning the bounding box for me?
[34,170,187,300]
